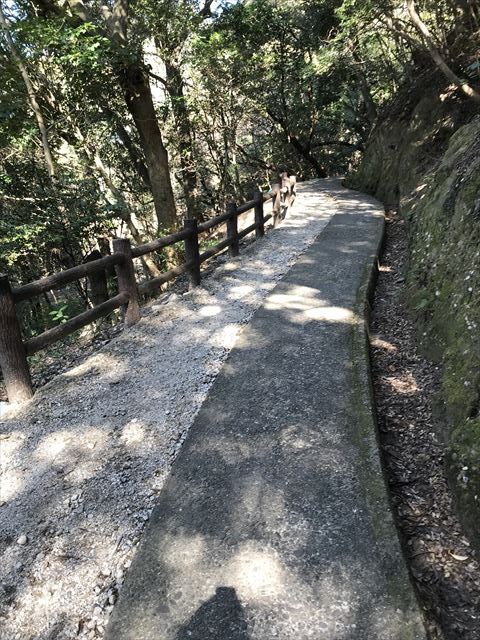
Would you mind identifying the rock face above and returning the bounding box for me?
[349,84,480,550]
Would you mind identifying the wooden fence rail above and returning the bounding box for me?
[0,174,296,404]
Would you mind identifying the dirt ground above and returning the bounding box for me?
[370,211,480,640]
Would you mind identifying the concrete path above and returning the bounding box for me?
[106,180,426,640]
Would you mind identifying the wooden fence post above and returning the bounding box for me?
[98,237,116,278]
[290,174,297,208]
[226,202,239,257]
[84,250,109,307]
[183,219,201,288]
[254,190,264,238]
[281,172,291,220]
[272,184,281,228]
[112,238,140,327]
[0,274,33,403]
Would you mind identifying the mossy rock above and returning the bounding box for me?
[403,120,480,546]
[447,418,480,550]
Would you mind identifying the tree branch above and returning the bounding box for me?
[235,142,278,172]
[311,140,364,151]
[406,0,480,104]
[147,69,168,87]
[199,0,214,19]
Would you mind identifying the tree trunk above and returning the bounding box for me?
[86,144,163,278]
[37,0,176,225]
[0,2,56,179]
[288,134,327,177]
[348,39,377,127]
[102,114,152,189]
[60,115,163,280]
[121,63,177,228]
[266,108,327,177]
[124,218,163,279]
[354,67,377,126]
[165,61,203,221]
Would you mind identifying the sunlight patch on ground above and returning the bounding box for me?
[34,429,72,462]
[386,372,419,395]
[230,544,285,600]
[198,304,222,317]
[207,323,243,349]
[228,284,254,299]
[34,427,107,463]
[163,533,207,571]
[62,354,127,380]
[0,430,25,456]
[303,306,355,323]
[280,425,313,451]
[265,289,355,325]
[0,469,23,502]
[121,420,146,447]
[370,335,397,351]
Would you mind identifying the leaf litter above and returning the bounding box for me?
[370,209,480,640]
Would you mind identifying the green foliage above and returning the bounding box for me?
[48,303,70,324]
[1,0,477,338]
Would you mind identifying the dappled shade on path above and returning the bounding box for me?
[106,181,426,640]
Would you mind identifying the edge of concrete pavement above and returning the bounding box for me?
[348,215,426,636]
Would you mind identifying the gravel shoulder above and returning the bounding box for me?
[0,180,335,640]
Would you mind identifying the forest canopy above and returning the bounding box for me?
[1,0,479,336]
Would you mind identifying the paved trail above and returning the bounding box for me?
[106,181,426,640]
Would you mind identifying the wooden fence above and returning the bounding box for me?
[0,174,297,404]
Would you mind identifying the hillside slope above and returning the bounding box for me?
[349,80,480,548]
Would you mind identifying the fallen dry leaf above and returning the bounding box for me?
[450,553,469,562]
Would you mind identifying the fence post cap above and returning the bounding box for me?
[0,274,12,292]
[112,236,132,248]
[226,201,237,215]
